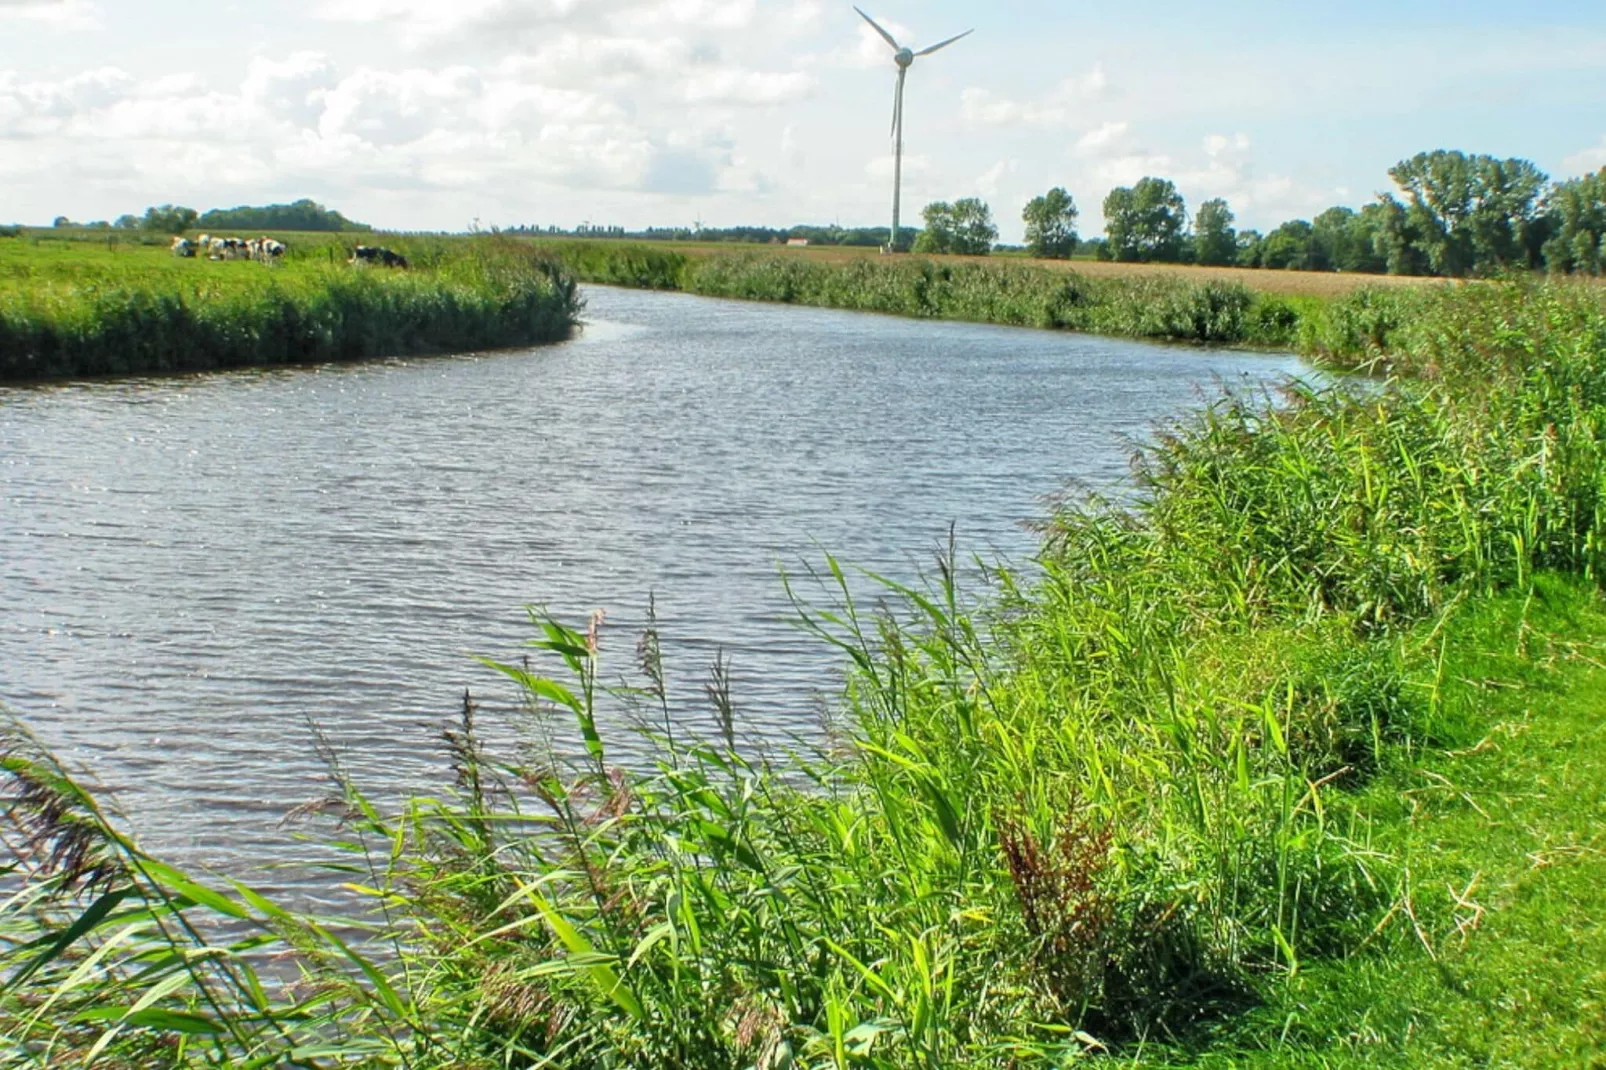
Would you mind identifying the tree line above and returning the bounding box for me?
[910,150,1606,277]
[50,199,369,234]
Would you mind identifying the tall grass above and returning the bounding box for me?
[0,237,580,381]
[2,279,1605,1066]
[531,241,1324,348]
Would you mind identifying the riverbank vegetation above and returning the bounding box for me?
[528,235,1441,354]
[2,276,1603,1065]
[0,234,580,381]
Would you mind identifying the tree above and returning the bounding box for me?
[1022,187,1079,259]
[1386,150,1548,275]
[1234,229,1264,267]
[1372,196,1432,276]
[114,214,141,230]
[1352,205,1390,273]
[198,199,371,233]
[1192,198,1237,266]
[914,198,997,255]
[141,204,199,234]
[914,203,956,253]
[1103,177,1187,262]
[1258,220,1318,270]
[1541,169,1606,275]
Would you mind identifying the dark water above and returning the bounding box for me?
[0,285,1306,900]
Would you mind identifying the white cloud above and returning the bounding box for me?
[975,158,1017,199]
[631,0,756,31]
[317,0,763,48]
[242,53,340,129]
[0,48,803,217]
[1563,136,1606,175]
[1075,121,1129,154]
[506,34,693,88]
[0,0,101,30]
[7,4,1601,236]
[960,67,1107,130]
[1059,122,1335,230]
[0,68,134,136]
[866,152,929,180]
[318,66,485,145]
[834,13,912,70]
[684,68,813,105]
[1202,131,1252,162]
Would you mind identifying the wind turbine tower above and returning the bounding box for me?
[854,7,972,252]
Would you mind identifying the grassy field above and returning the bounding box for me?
[1089,579,1606,1068]
[2,277,1604,1066]
[538,235,1433,299]
[0,228,1454,377]
[0,229,580,381]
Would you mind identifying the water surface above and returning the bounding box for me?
[0,285,1306,897]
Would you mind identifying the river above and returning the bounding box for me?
[0,284,1307,902]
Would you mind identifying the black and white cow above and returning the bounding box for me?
[349,246,409,269]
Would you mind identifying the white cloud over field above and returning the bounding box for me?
[3,2,1605,237]
[0,0,102,31]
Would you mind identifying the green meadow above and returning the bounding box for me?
[2,273,1604,1065]
[0,231,580,381]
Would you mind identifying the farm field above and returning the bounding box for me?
[516,233,1437,298]
[11,227,1433,301]
[0,229,580,380]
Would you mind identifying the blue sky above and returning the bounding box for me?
[3,0,1605,240]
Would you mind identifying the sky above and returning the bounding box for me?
[3,0,1606,241]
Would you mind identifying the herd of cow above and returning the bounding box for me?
[171,234,285,262]
[169,235,410,269]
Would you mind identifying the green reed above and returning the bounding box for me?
[2,279,1605,1067]
[0,237,580,381]
[529,242,1310,348]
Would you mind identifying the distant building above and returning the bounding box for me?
[786,238,810,247]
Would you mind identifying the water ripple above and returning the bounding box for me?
[0,285,1306,901]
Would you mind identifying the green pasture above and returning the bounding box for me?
[0,230,580,380]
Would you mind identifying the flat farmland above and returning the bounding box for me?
[534,235,1440,298]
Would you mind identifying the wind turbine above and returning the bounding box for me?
[854,6,972,252]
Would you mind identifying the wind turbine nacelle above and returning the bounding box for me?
[894,47,914,67]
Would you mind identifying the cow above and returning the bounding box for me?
[258,238,286,262]
[349,245,409,269]
[170,236,196,258]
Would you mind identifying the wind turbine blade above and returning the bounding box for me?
[890,81,899,138]
[854,6,901,50]
[914,28,973,56]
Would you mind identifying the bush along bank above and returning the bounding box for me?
[535,239,1313,347]
[0,239,581,381]
[536,240,1604,379]
[3,278,1606,1067]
